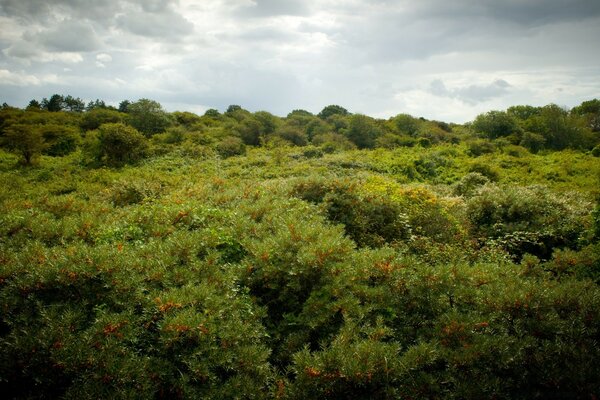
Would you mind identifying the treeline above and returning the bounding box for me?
[1,96,599,166]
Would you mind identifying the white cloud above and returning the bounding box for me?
[0,69,59,86]
[96,53,112,63]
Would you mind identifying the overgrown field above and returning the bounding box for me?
[1,100,600,398]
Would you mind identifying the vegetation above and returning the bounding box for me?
[1,96,599,399]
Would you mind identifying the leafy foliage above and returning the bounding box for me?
[1,97,600,399]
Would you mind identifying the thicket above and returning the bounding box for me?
[0,97,599,398]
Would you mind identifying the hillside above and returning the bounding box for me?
[1,99,600,399]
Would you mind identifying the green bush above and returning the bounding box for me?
[216,136,246,158]
[467,185,590,260]
[292,179,411,248]
[84,123,149,167]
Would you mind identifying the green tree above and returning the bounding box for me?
[80,108,126,131]
[63,95,85,112]
[472,110,520,139]
[39,125,80,156]
[87,123,149,167]
[41,94,64,112]
[318,105,349,120]
[393,113,420,136]
[118,100,131,113]
[2,124,46,165]
[571,99,600,132]
[127,99,172,136]
[26,99,41,110]
[345,114,382,149]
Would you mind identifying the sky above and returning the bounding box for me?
[1,0,599,123]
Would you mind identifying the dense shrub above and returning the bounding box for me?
[292,179,411,248]
[467,185,590,260]
[84,123,149,167]
[216,136,246,158]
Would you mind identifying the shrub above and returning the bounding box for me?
[40,125,81,156]
[468,163,500,181]
[292,179,411,248]
[453,172,490,197]
[216,136,246,158]
[467,140,496,156]
[86,123,149,167]
[467,185,590,260]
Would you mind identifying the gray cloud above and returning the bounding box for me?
[430,79,512,104]
[116,3,194,39]
[30,19,102,52]
[1,0,600,122]
[228,0,310,17]
[116,13,193,39]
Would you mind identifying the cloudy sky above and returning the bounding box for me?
[1,0,599,122]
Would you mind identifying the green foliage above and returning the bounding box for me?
[80,108,126,131]
[1,98,600,399]
[472,110,520,139]
[2,124,46,165]
[467,139,496,156]
[345,114,383,149]
[217,136,246,158]
[40,125,81,156]
[453,172,490,197]
[317,104,349,120]
[293,178,411,248]
[392,113,420,136]
[467,185,590,260]
[127,99,172,136]
[86,123,149,167]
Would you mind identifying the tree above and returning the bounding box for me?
[204,108,221,118]
[80,108,126,131]
[571,99,600,132]
[118,100,131,113]
[226,105,242,114]
[86,123,148,167]
[472,110,520,139]
[345,114,382,149]
[127,99,171,136]
[86,99,108,111]
[39,125,81,156]
[63,95,85,112]
[26,100,41,110]
[41,94,64,112]
[317,105,349,120]
[2,124,46,165]
[393,113,420,136]
[507,105,542,120]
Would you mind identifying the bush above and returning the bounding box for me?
[467,140,496,156]
[467,185,590,260]
[468,163,500,181]
[293,179,411,248]
[85,123,148,167]
[40,125,81,156]
[453,172,490,197]
[216,136,246,158]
